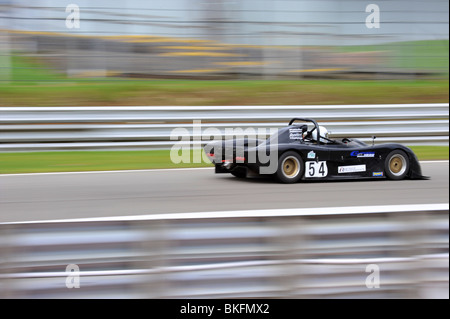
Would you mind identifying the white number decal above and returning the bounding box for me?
[305,161,328,178]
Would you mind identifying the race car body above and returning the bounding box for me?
[204,118,427,183]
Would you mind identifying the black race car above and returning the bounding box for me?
[204,118,427,183]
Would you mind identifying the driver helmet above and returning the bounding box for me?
[312,126,329,143]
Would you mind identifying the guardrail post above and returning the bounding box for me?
[270,216,310,298]
[0,224,13,298]
[389,209,447,298]
[135,219,170,298]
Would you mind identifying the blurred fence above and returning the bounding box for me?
[1,0,448,80]
[0,204,448,298]
[0,103,448,151]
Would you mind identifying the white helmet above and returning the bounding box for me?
[312,126,329,143]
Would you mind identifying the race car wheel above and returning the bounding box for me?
[385,150,409,180]
[276,151,304,183]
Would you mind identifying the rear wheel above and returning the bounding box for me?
[385,150,409,180]
[276,151,304,183]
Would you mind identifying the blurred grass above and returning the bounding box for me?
[0,147,447,174]
[0,78,448,106]
[0,150,212,174]
[7,54,64,82]
[338,40,449,72]
[409,146,450,161]
[0,49,448,106]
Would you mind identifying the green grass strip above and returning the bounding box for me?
[408,146,449,161]
[0,146,447,174]
[1,79,448,106]
[0,149,212,174]
[2,41,447,106]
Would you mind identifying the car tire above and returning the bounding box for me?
[385,150,409,180]
[276,151,304,183]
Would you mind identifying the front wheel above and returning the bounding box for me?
[385,150,409,180]
[275,151,304,183]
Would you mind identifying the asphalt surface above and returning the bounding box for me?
[0,161,448,223]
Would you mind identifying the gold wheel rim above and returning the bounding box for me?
[390,157,403,173]
[389,154,406,176]
[283,157,299,177]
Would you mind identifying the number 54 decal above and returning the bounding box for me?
[305,161,328,178]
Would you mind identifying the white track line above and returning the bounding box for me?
[420,160,449,164]
[2,203,448,225]
[0,166,213,177]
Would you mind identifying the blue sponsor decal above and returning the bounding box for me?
[373,172,383,177]
[307,151,316,159]
[351,151,375,158]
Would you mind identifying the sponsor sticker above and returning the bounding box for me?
[289,128,303,140]
[373,172,383,177]
[307,151,316,159]
[350,151,375,158]
[338,164,366,173]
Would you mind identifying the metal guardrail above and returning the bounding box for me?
[0,204,448,298]
[0,104,448,151]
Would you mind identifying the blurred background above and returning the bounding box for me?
[0,0,448,85]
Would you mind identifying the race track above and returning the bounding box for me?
[0,161,448,223]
